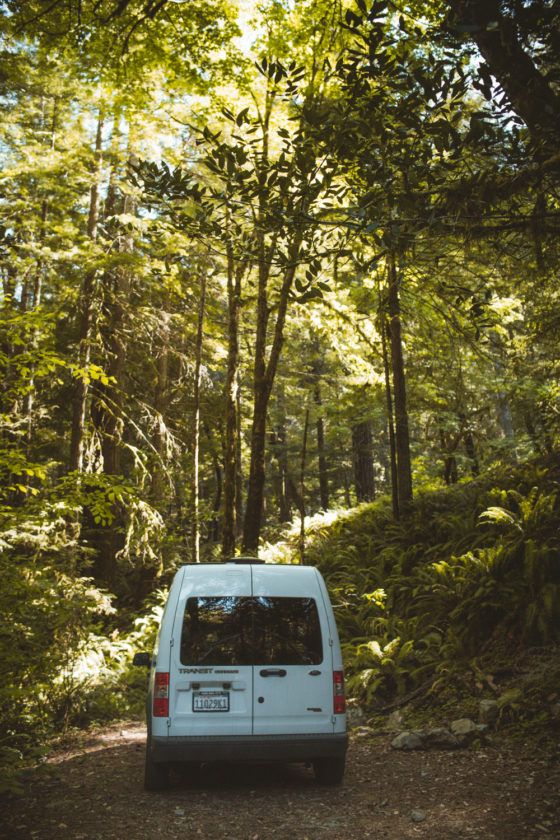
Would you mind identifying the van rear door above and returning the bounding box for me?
[251,566,334,735]
[169,566,253,737]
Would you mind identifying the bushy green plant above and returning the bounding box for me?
[290,461,560,711]
[0,465,167,794]
[0,504,113,792]
[57,590,167,725]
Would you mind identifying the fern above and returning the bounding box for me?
[292,461,560,708]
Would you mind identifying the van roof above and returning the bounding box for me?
[224,555,265,564]
[177,562,321,598]
[179,562,313,569]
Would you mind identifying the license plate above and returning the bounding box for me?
[193,691,230,712]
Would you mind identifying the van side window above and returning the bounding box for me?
[252,597,322,665]
[180,597,323,666]
[181,596,255,666]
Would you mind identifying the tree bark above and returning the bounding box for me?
[95,120,136,477]
[203,421,223,543]
[313,380,329,510]
[448,0,560,148]
[242,238,302,553]
[89,123,134,587]
[270,422,292,523]
[352,420,376,502]
[243,388,268,553]
[24,98,57,448]
[151,309,169,505]
[457,411,479,476]
[342,466,352,508]
[439,428,459,485]
[381,316,399,519]
[90,120,119,473]
[298,407,310,564]
[235,372,244,536]
[0,268,20,426]
[387,251,413,510]
[489,331,515,442]
[221,240,243,559]
[70,110,104,471]
[97,193,132,476]
[191,268,207,564]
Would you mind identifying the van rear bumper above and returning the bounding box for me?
[150,733,348,764]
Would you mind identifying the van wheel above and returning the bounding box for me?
[144,751,170,791]
[313,757,345,785]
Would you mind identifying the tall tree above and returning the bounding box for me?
[70,109,105,472]
[445,0,560,151]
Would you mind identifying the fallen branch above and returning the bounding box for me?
[372,678,437,715]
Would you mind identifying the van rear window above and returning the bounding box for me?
[180,596,323,666]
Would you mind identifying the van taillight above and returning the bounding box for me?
[153,672,169,717]
[333,670,346,714]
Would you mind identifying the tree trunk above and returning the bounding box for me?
[70,111,104,471]
[313,381,329,510]
[524,412,542,455]
[285,474,303,514]
[538,403,554,455]
[489,331,515,442]
[387,252,413,510]
[151,310,169,505]
[298,407,310,564]
[458,412,479,476]
[203,421,223,543]
[222,241,243,558]
[89,125,135,587]
[243,388,268,553]
[212,461,223,543]
[381,315,400,519]
[242,241,302,553]
[448,0,560,148]
[352,420,376,502]
[271,419,292,523]
[445,457,458,485]
[242,224,271,554]
[24,99,57,448]
[0,268,19,426]
[191,268,207,564]
[342,465,352,508]
[97,203,131,476]
[235,373,244,536]
[90,129,119,474]
[440,428,459,486]
[96,127,136,476]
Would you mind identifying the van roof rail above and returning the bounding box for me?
[226,555,265,564]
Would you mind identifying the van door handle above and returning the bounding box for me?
[309,670,321,676]
[259,669,287,677]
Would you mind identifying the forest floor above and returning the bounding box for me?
[2,722,559,840]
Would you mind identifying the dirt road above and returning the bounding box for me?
[2,723,559,840]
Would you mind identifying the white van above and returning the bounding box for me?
[134,559,347,789]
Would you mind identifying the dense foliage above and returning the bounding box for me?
[288,459,560,708]
[1,0,559,791]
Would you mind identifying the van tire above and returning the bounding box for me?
[313,756,345,785]
[144,749,170,791]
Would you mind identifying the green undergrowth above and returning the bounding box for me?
[0,528,164,796]
[3,457,558,794]
[269,457,560,730]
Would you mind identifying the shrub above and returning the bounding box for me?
[286,461,560,709]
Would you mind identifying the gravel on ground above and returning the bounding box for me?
[1,722,559,840]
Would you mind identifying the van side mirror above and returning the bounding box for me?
[132,651,151,667]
